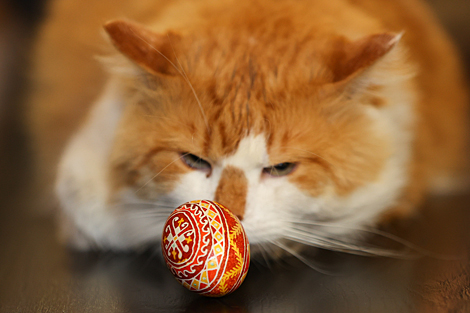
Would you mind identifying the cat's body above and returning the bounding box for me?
[28,0,469,253]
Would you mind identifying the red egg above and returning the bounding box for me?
[161,200,250,297]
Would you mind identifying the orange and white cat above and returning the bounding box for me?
[28,0,469,254]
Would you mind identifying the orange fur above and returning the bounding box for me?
[28,0,468,241]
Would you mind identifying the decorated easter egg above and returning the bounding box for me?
[161,200,250,297]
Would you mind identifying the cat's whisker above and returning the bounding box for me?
[293,227,402,253]
[273,241,337,276]
[111,209,173,220]
[284,233,386,257]
[109,202,164,208]
[284,230,349,253]
[287,218,456,259]
[261,241,285,268]
[134,153,189,194]
[166,33,210,132]
[126,27,209,131]
[126,27,184,76]
[286,226,392,254]
[252,242,274,269]
[107,202,175,221]
[126,212,173,218]
[126,214,169,222]
[249,236,276,268]
[107,203,175,211]
[125,210,174,216]
[259,245,273,269]
[269,240,327,274]
[284,227,414,258]
[289,219,416,246]
[125,203,175,209]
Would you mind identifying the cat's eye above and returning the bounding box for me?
[263,162,297,177]
[181,153,212,172]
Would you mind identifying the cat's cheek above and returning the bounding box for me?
[287,164,332,198]
[109,150,192,201]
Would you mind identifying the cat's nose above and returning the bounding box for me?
[214,166,247,221]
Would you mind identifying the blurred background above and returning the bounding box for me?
[0,0,43,205]
[0,0,470,312]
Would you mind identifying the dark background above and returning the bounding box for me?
[1,0,470,312]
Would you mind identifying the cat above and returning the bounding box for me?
[27,0,469,256]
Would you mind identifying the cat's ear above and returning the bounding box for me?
[104,19,180,76]
[331,32,402,83]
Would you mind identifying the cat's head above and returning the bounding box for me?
[57,4,416,255]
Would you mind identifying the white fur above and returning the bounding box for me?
[56,79,129,249]
[317,78,416,230]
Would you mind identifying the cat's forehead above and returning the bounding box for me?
[181,31,333,96]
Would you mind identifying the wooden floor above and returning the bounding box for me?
[1,0,470,312]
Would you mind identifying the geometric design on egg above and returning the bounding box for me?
[162,200,250,297]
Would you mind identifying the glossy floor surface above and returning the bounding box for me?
[1,0,470,312]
